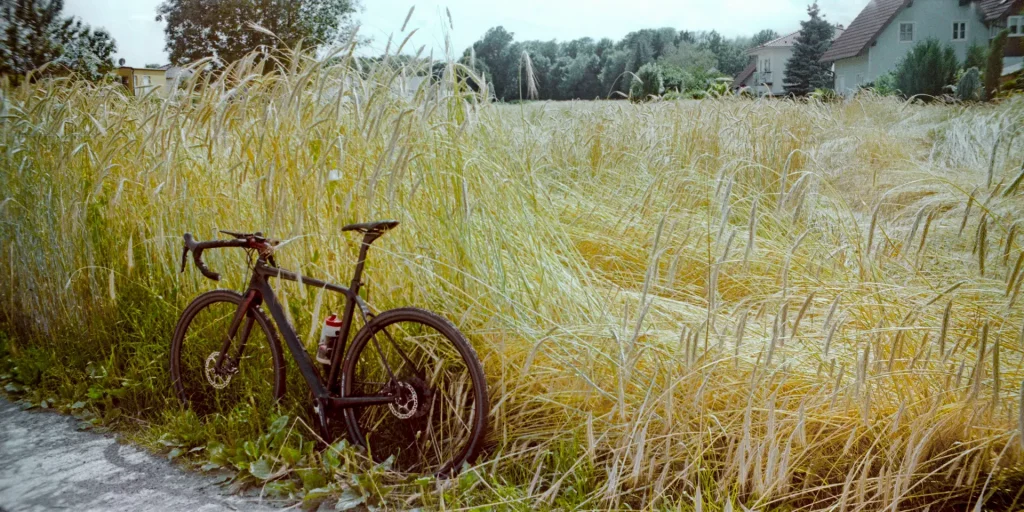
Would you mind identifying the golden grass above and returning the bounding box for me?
[2,49,1024,510]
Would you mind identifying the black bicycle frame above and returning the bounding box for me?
[222,236,396,411]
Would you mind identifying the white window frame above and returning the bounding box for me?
[952,21,967,41]
[1009,16,1024,38]
[899,22,915,43]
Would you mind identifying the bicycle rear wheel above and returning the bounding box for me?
[170,290,286,416]
[340,308,488,476]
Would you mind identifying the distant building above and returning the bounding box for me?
[115,64,191,97]
[822,0,1023,96]
[392,74,429,98]
[733,26,846,95]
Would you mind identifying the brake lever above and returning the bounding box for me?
[180,246,189,273]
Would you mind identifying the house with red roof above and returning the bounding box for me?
[822,0,1023,95]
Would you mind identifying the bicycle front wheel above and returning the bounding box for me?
[170,290,286,417]
[340,308,488,476]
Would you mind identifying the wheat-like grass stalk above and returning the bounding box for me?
[960,187,977,237]
[939,301,952,360]
[971,323,989,401]
[1019,381,1024,452]
[2,50,1023,511]
[977,214,988,277]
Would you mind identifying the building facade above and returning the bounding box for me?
[734,27,845,95]
[823,0,1023,95]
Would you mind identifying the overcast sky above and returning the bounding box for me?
[64,0,867,67]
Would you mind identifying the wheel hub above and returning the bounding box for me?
[204,352,235,389]
[388,377,432,420]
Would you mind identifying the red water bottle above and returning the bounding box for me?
[316,314,342,364]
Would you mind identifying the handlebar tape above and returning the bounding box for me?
[182,233,221,281]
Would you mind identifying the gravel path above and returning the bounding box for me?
[0,398,281,511]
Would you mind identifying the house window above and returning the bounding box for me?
[899,23,914,42]
[1009,16,1024,37]
[762,59,770,72]
[952,22,966,41]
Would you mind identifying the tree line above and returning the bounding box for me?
[0,0,360,84]
[462,26,782,101]
[5,0,834,102]
[0,0,117,82]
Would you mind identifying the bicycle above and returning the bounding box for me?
[171,221,488,476]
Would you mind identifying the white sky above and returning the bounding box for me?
[64,0,867,66]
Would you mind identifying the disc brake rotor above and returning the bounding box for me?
[386,376,434,420]
[388,381,418,419]
[204,352,233,389]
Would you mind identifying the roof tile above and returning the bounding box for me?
[978,0,1021,21]
[732,61,757,87]
[821,0,909,62]
[749,27,846,54]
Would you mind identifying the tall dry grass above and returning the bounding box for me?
[2,46,1024,510]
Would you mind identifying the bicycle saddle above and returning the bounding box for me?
[341,220,400,234]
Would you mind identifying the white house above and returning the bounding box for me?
[115,62,193,97]
[733,26,846,95]
[822,0,1024,96]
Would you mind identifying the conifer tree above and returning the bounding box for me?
[784,2,835,95]
[984,30,1007,101]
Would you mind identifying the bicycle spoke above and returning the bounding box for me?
[343,311,485,475]
[173,293,281,419]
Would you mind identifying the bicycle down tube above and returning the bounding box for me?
[245,259,397,409]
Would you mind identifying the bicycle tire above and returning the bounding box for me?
[340,307,488,476]
[170,290,286,415]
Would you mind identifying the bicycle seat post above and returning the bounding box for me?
[349,232,378,293]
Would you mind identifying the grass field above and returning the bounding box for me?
[2,52,1024,510]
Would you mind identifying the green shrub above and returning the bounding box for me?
[706,80,729,98]
[964,43,987,75]
[872,72,900,96]
[663,90,683,101]
[661,64,687,94]
[893,39,959,98]
[629,62,664,102]
[810,88,840,103]
[985,30,1008,100]
[686,89,708,100]
[956,67,982,102]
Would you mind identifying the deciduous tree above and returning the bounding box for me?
[0,0,116,81]
[156,0,361,65]
[751,29,781,48]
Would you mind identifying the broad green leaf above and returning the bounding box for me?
[249,458,275,480]
[335,489,365,511]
